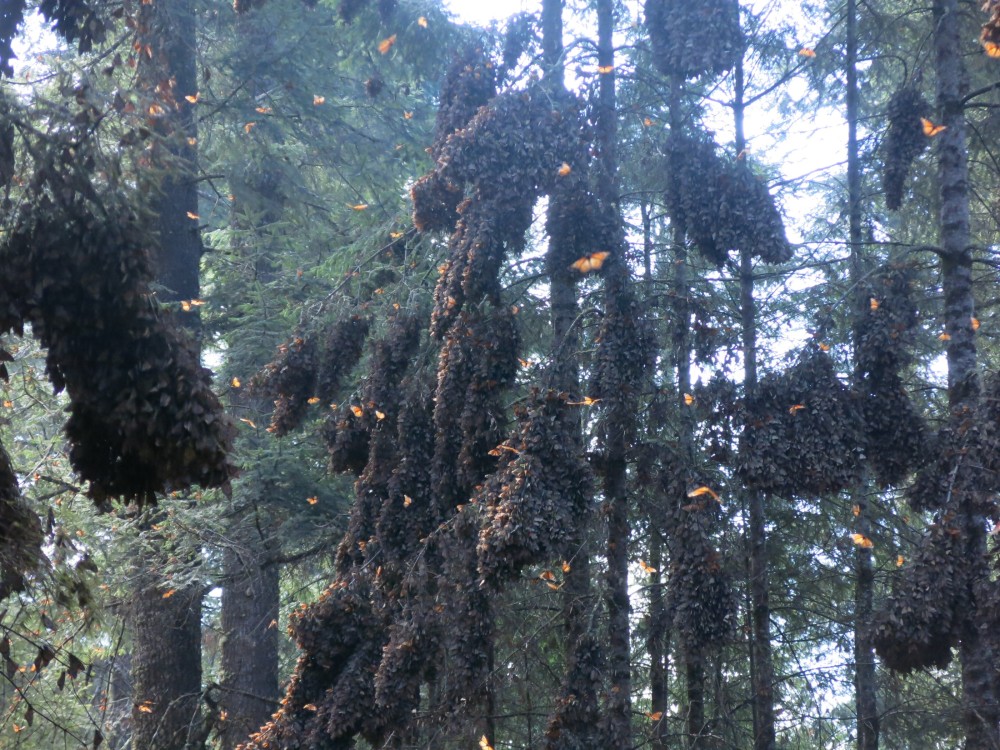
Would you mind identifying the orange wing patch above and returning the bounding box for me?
[921,117,947,137]
[570,251,610,273]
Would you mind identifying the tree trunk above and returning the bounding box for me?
[933,0,1000,746]
[670,176,703,747]
[541,2,600,747]
[216,13,286,743]
[648,526,668,750]
[644,198,669,750]
[671,211,708,748]
[141,0,202,315]
[541,0,564,89]
[595,2,632,746]
[846,1,879,746]
[734,47,776,750]
[543,0,589,665]
[131,580,204,749]
[92,651,132,750]
[219,519,280,750]
[130,1,206,748]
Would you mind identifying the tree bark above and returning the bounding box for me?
[595,2,632,746]
[219,519,280,750]
[140,0,202,314]
[933,0,1000,746]
[541,0,564,89]
[541,3,600,747]
[217,13,286,745]
[846,1,879,747]
[670,170,703,747]
[130,579,204,749]
[130,2,206,748]
[644,198,669,750]
[734,46,776,750]
[648,526,669,750]
[92,651,132,750]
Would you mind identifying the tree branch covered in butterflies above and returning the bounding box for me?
[239,27,663,743]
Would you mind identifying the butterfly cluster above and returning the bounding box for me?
[881,86,931,211]
[243,37,641,746]
[739,348,864,498]
[665,134,792,266]
[645,0,741,80]
[0,122,235,509]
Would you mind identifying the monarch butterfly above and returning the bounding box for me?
[378,34,397,54]
[570,251,610,273]
[851,533,874,549]
[921,117,947,137]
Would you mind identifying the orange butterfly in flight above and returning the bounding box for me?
[850,533,874,549]
[570,251,610,273]
[921,117,947,137]
[378,34,397,54]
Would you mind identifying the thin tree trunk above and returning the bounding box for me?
[670,171,702,746]
[645,196,669,750]
[933,1,1000,746]
[130,2,205,748]
[218,519,280,750]
[673,210,705,749]
[648,527,668,750]
[541,2,599,748]
[734,47,776,750]
[595,2,632,746]
[91,651,132,750]
[663,58,710,746]
[141,0,203,317]
[846,1,879,746]
[542,0,564,87]
[218,14,286,743]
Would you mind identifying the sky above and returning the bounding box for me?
[443,0,531,25]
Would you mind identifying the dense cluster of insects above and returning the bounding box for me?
[880,86,930,211]
[0,122,235,510]
[665,134,792,267]
[644,0,741,79]
[241,36,654,745]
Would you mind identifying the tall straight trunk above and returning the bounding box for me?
[933,1,1000,746]
[218,14,285,746]
[544,0,590,649]
[595,2,632,746]
[542,0,564,88]
[219,519,280,750]
[648,526,668,750]
[142,0,202,314]
[846,1,879,747]
[734,48,776,750]
[667,119,702,741]
[93,653,132,750]
[675,230,704,746]
[130,1,205,748]
[665,60,708,746]
[541,2,598,747]
[643,200,669,750]
[131,581,204,749]
[670,206,708,747]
